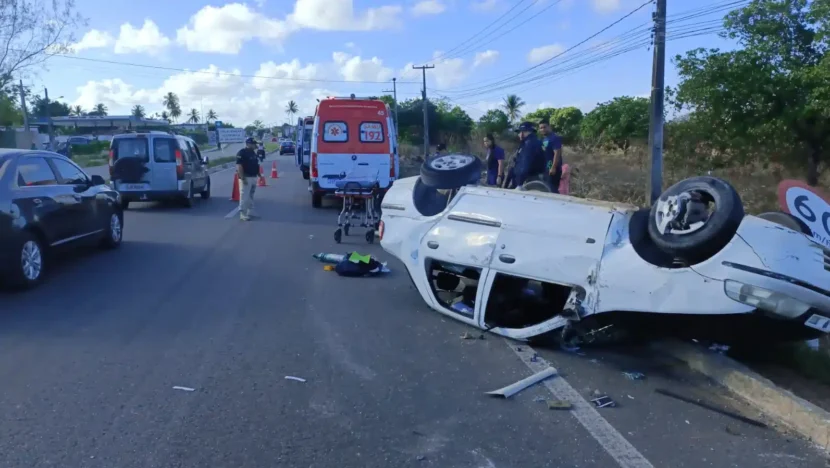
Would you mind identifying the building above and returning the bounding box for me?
[30,115,170,131]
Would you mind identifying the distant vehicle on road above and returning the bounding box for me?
[0,149,123,289]
[108,131,211,209]
[279,140,295,155]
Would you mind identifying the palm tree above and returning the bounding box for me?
[169,104,181,123]
[71,105,84,116]
[502,94,525,124]
[160,111,170,123]
[131,104,146,118]
[206,108,217,123]
[187,108,200,124]
[162,92,179,113]
[285,100,298,123]
[92,103,108,116]
[252,119,264,129]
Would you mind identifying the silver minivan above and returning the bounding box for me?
[108,131,210,209]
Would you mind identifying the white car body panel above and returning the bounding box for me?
[380,176,830,342]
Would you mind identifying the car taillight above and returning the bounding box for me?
[108,149,115,177]
[311,152,318,178]
[175,149,184,178]
[389,154,395,178]
[378,220,384,241]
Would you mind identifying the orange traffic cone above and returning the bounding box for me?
[230,174,240,201]
[270,161,279,179]
[258,174,267,187]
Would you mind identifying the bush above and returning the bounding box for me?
[72,140,110,155]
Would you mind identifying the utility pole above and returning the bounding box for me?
[412,65,434,157]
[18,79,29,131]
[382,77,399,138]
[646,0,667,205]
[44,87,55,151]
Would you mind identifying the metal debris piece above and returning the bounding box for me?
[172,386,195,392]
[591,395,616,408]
[530,353,539,362]
[461,332,476,340]
[547,399,573,410]
[654,388,767,428]
[623,371,645,381]
[486,367,558,399]
[725,425,740,436]
[285,376,307,383]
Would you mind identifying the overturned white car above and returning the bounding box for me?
[378,154,830,347]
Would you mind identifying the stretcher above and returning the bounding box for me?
[333,174,381,244]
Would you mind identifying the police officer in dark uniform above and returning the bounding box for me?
[512,121,545,189]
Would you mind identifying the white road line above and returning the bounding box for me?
[505,340,654,468]
[224,206,241,219]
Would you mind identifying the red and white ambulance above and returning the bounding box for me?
[309,95,399,208]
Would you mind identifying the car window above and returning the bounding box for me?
[359,122,385,143]
[113,138,149,162]
[51,158,89,185]
[322,121,348,142]
[185,141,199,163]
[191,142,203,162]
[17,157,58,187]
[153,138,178,163]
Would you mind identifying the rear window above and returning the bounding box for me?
[323,121,348,142]
[153,138,178,163]
[113,138,149,162]
[359,122,384,143]
[303,128,312,144]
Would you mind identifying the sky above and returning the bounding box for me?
[28,0,741,126]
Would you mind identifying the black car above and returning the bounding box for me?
[279,140,295,155]
[0,149,124,289]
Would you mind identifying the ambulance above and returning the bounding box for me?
[309,95,399,208]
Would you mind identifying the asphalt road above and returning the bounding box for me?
[0,155,827,468]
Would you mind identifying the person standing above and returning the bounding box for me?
[512,121,545,188]
[236,137,261,221]
[538,119,564,193]
[483,133,505,186]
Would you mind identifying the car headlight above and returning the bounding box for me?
[724,280,811,318]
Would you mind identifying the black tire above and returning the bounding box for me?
[200,177,211,199]
[648,176,744,264]
[100,209,123,249]
[757,211,811,234]
[302,169,310,180]
[312,192,322,208]
[522,179,553,192]
[6,230,46,289]
[181,183,194,208]
[344,224,350,236]
[121,199,130,210]
[420,154,482,189]
[334,228,342,243]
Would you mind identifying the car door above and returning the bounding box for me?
[186,140,207,190]
[150,137,179,192]
[48,156,100,236]
[14,155,75,245]
[417,192,501,328]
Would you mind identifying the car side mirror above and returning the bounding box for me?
[90,175,106,186]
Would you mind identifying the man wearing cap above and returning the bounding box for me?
[512,121,545,188]
[236,137,261,221]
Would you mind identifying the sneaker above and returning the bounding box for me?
[240,215,250,221]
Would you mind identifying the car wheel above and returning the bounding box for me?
[121,199,130,210]
[420,154,482,189]
[647,176,744,265]
[302,169,310,180]
[182,183,194,208]
[8,231,45,289]
[101,210,123,249]
[201,177,211,199]
[757,211,811,234]
[312,192,322,208]
[522,179,553,192]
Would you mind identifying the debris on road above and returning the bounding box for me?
[460,332,484,340]
[485,367,558,399]
[654,388,767,428]
[312,252,391,277]
[285,376,307,383]
[172,386,196,392]
[623,371,645,381]
[591,395,616,408]
[547,399,573,410]
[323,265,335,271]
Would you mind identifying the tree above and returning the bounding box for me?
[29,94,70,117]
[169,105,181,122]
[187,108,200,123]
[502,94,525,124]
[0,0,85,91]
[162,92,181,122]
[0,94,23,126]
[160,111,170,123]
[70,105,83,116]
[477,109,510,134]
[88,102,108,116]
[131,104,145,119]
[285,100,298,122]
[206,108,217,123]
[580,96,649,152]
[672,0,830,184]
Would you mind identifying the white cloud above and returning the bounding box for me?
[411,0,446,16]
[71,30,114,52]
[289,0,402,31]
[176,3,294,54]
[473,50,499,67]
[527,43,565,63]
[333,52,394,82]
[471,0,498,11]
[592,0,620,13]
[114,20,171,56]
[400,52,470,88]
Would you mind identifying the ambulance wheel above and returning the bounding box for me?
[344,224,350,236]
[365,230,375,244]
[334,228,342,244]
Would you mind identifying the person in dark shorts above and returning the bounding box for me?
[236,137,261,221]
[538,119,563,193]
[483,133,505,186]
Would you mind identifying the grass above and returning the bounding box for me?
[208,156,236,168]
[73,152,108,168]
[264,142,281,153]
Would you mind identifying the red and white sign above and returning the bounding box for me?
[778,179,830,248]
[323,122,348,142]
[360,122,383,142]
